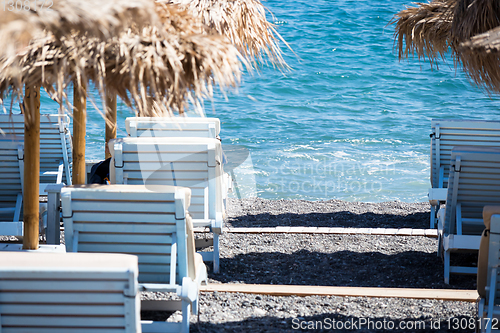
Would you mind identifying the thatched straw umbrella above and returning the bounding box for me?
[100,0,290,162]
[0,0,243,249]
[392,0,500,93]
[0,0,160,61]
[163,0,288,66]
[0,0,161,250]
[0,8,242,117]
[391,0,454,66]
[461,26,500,53]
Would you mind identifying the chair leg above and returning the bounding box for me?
[437,233,442,258]
[478,298,485,333]
[181,300,191,333]
[444,250,450,284]
[213,232,220,274]
[430,206,436,229]
[486,269,498,333]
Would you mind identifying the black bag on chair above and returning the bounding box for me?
[89,158,111,184]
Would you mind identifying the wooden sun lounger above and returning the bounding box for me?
[125,116,232,199]
[109,137,225,273]
[0,141,24,237]
[477,207,500,333]
[437,146,500,284]
[0,113,72,186]
[429,119,500,228]
[125,117,221,139]
[0,251,141,333]
[61,184,207,333]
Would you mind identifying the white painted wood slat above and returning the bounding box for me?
[0,252,140,332]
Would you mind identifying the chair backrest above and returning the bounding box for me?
[444,146,500,235]
[430,119,500,188]
[0,251,140,333]
[0,140,23,219]
[125,117,220,139]
[0,114,72,184]
[109,137,223,220]
[478,207,500,298]
[61,184,192,285]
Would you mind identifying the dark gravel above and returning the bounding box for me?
[226,198,430,229]
[194,293,476,333]
[210,233,475,290]
[188,198,479,332]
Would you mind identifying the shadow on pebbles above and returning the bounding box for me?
[3,198,478,332]
[190,199,479,332]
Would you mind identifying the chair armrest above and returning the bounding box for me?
[178,277,198,305]
[437,207,447,234]
[139,283,179,294]
[428,188,448,206]
[194,254,208,286]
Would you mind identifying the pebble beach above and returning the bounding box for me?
[2,198,477,332]
[170,198,478,332]
[2,198,479,331]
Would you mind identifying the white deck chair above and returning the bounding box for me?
[126,117,220,139]
[125,116,232,197]
[0,251,141,333]
[437,146,500,284]
[0,140,24,237]
[477,207,500,333]
[61,184,207,333]
[0,114,72,186]
[429,119,500,228]
[109,137,225,273]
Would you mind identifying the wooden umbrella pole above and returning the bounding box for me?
[105,91,117,159]
[23,83,41,250]
[72,83,87,185]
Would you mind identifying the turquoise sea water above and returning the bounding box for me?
[23,0,500,202]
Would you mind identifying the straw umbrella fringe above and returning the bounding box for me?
[462,26,500,53]
[392,0,500,94]
[0,0,164,118]
[0,0,167,249]
[452,0,500,93]
[0,0,160,60]
[0,6,243,117]
[390,1,454,66]
[163,0,288,67]
[459,26,500,93]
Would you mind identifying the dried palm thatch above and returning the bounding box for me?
[391,0,454,66]
[450,0,500,48]
[392,0,500,94]
[0,0,159,60]
[462,25,500,53]
[459,26,500,93]
[163,0,288,67]
[0,4,243,117]
[452,0,500,93]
